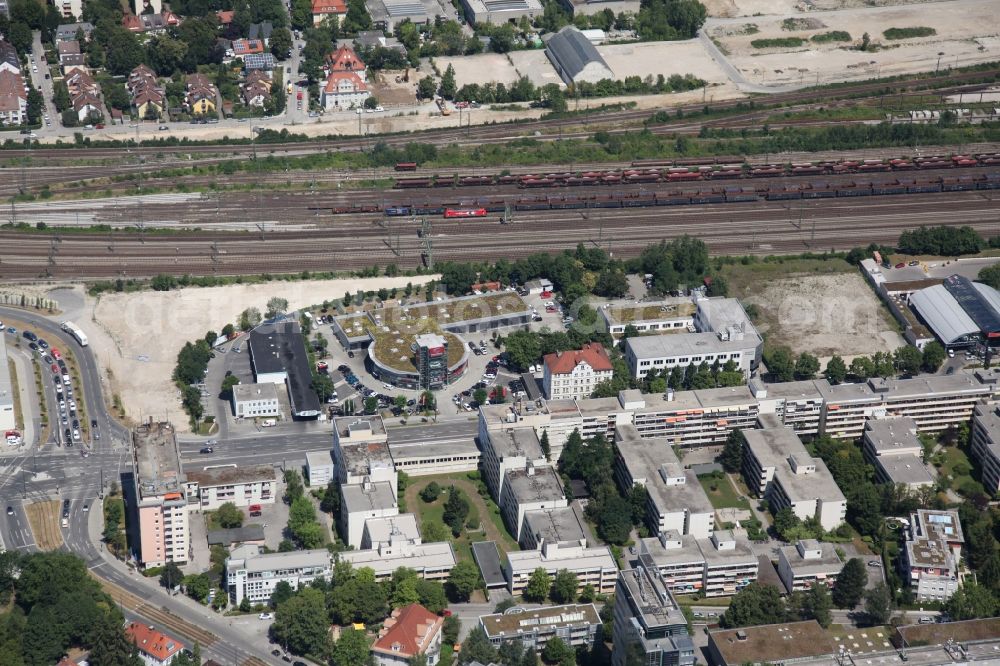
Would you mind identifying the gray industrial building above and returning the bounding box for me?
[460,0,542,24]
[908,273,1000,349]
[544,26,614,85]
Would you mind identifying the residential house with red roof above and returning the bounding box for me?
[311,0,347,25]
[185,72,217,115]
[542,342,613,401]
[0,69,27,125]
[232,38,265,56]
[0,40,22,75]
[371,604,444,666]
[127,64,166,119]
[321,70,369,110]
[125,622,184,666]
[242,70,272,107]
[326,45,366,81]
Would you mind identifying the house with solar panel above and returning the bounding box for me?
[909,273,1000,353]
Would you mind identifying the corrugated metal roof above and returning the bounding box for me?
[545,26,609,80]
[909,283,979,343]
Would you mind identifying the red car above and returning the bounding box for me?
[51,349,61,360]
[50,363,59,374]
[895,262,906,269]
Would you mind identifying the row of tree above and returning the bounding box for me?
[765,343,947,385]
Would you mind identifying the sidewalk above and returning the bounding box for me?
[3,349,38,457]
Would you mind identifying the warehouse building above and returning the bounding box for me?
[742,418,846,532]
[248,321,321,418]
[909,273,1000,350]
[460,0,542,24]
[971,402,1000,495]
[479,604,601,652]
[862,417,935,489]
[544,26,613,86]
[613,424,714,538]
[612,566,694,666]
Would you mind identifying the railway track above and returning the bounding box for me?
[1,190,996,279]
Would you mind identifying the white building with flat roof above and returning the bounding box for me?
[184,464,276,510]
[231,382,280,419]
[226,544,331,605]
[479,424,549,500]
[506,540,617,596]
[341,480,399,548]
[479,604,601,652]
[903,509,964,601]
[776,539,844,593]
[972,402,1000,496]
[600,298,697,339]
[862,417,935,489]
[614,425,714,538]
[637,529,758,597]
[742,419,846,532]
[305,450,334,487]
[499,465,569,543]
[338,514,457,581]
[388,437,481,476]
[333,416,397,496]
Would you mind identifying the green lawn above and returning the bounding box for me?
[698,474,753,511]
[935,445,980,493]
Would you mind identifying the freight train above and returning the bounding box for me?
[391,153,1000,190]
[321,172,1000,217]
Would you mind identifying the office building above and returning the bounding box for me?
[613,424,714,538]
[479,604,601,652]
[372,604,443,666]
[388,434,481,476]
[542,343,613,401]
[231,382,280,419]
[637,530,758,598]
[776,540,844,593]
[600,298,697,339]
[479,425,549,500]
[506,540,617,596]
[248,321,321,417]
[499,465,569,544]
[184,464,276,510]
[972,402,1000,495]
[742,420,846,532]
[332,416,397,496]
[225,544,331,605]
[340,514,456,581]
[305,450,334,487]
[611,567,694,666]
[130,421,189,568]
[0,333,15,430]
[341,480,399,548]
[862,417,935,488]
[902,509,964,601]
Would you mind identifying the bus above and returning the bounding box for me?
[444,208,487,218]
[61,321,88,347]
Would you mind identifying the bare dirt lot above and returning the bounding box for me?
[712,0,1000,87]
[434,53,525,88]
[82,276,435,432]
[726,262,904,360]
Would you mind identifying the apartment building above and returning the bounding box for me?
[600,298,697,338]
[637,529,758,597]
[225,544,332,605]
[902,509,964,601]
[862,417,935,489]
[970,402,1000,496]
[339,514,456,581]
[751,379,824,435]
[742,419,846,531]
[231,382,280,418]
[520,505,587,551]
[130,421,189,568]
[872,374,990,431]
[479,604,601,652]
[333,416,398,497]
[506,540,617,597]
[613,424,714,538]
[612,567,695,666]
[542,343,613,400]
[184,464,276,510]
[341,479,399,548]
[776,539,844,593]
[499,465,569,544]
[479,424,549,500]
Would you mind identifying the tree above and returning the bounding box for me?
[894,345,923,376]
[240,307,262,331]
[145,34,187,75]
[977,264,1000,289]
[270,580,295,609]
[832,557,868,609]
[457,626,498,665]
[504,330,542,371]
[159,561,184,589]
[446,560,481,602]
[442,486,470,536]
[215,502,244,528]
[420,481,441,503]
[922,342,946,372]
[549,569,578,604]
[860,31,871,51]
[794,352,820,380]
[364,395,378,414]
[439,63,457,99]
[271,587,328,656]
[850,355,875,380]
[802,582,833,628]
[443,614,461,645]
[540,430,551,460]
[943,581,997,620]
[417,75,437,100]
[864,582,893,625]
[332,628,372,666]
[105,26,144,75]
[720,429,744,473]
[320,480,341,514]
[416,578,448,614]
[766,347,795,382]
[594,269,629,298]
[720,584,786,628]
[266,296,289,319]
[473,388,488,405]
[183,573,211,602]
[270,26,293,58]
[524,568,552,603]
[825,355,847,384]
[541,636,574,666]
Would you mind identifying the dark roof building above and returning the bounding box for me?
[544,26,613,86]
[248,321,322,418]
[707,620,836,666]
[909,274,1000,347]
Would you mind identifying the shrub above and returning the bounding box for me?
[750,37,804,48]
[811,31,851,43]
[883,26,935,40]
